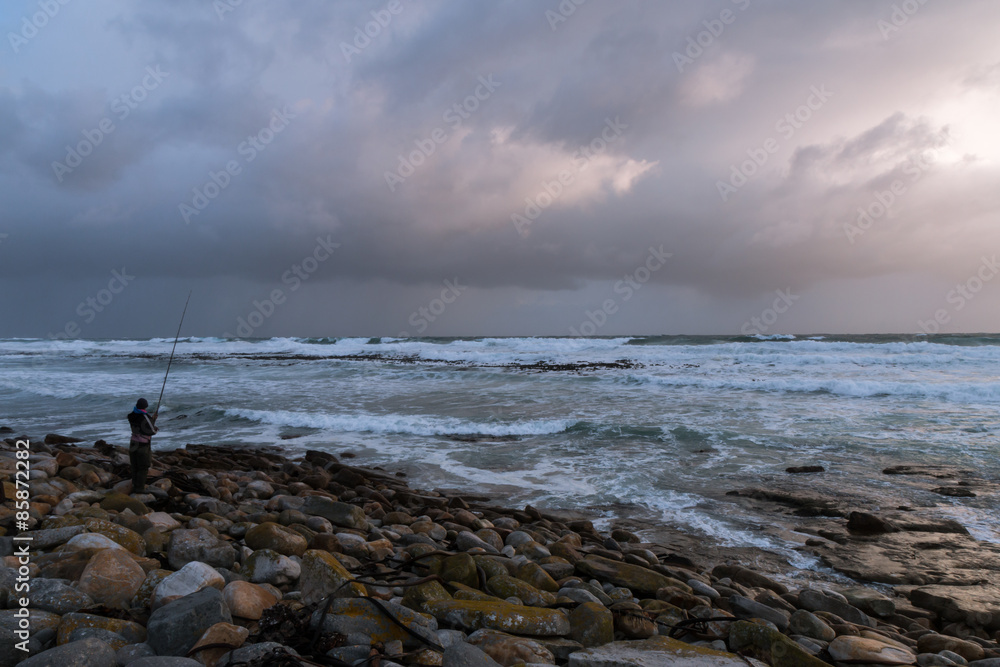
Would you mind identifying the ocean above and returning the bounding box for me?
[2,334,997,572]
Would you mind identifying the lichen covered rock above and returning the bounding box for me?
[425,600,570,636]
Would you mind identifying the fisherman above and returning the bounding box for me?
[127,398,158,493]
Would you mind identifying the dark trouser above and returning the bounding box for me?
[129,440,152,492]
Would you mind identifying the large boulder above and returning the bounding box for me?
[728,620,829,667]
[64,533,126,553]
[152,561,226,608]
[840,587,896,618]
[611,601,656,639]
[15,578,93,614]
[710,565,788,595]
[83,518,146,554]
[560,587,604,606]
[312,598,438,649]
[189,622,249,667]
[244,522,308,557]
[77,549,146,608]
[299,549,366,604]
[467,629,554,666]
[728,594,790,631]
[442,642,503,667]
[18,637,116,667]
[569,602,614,648]
[910,586,1000,632]
[568,637,748,667]
[241,549,300,585]
[576,556,681,598]
[439,553,479,588]
[828,636,916,665]
[798,589,874,627]
[22,526,86,551]
[300,497,367,530]
[486,575,556,607]
[425,600,570,636]
[516,561,559,593]
[916,633,986,662]
[788,609,835,642]
[222,581,279,620]
[402,580,453,614]
[456,531,499,554]
[56,613,147,645]
[167,528,236,570]
[65,626,129,650]
[145,512,183,532]
[146,587,233,657]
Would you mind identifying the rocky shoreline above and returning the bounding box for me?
[2,432,999,667]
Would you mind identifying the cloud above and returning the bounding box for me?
[679,52,755,107]
[1,0,1000,336]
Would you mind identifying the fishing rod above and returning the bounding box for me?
[154,291,192,418]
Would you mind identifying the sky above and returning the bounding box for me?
[1,0,999,338]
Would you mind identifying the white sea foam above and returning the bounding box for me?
[623,373,1000,404]
[6,335,1000,371]
[224,407,576,437]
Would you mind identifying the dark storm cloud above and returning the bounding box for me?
[1,0,999,336]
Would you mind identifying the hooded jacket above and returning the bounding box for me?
[128,408,158,444]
